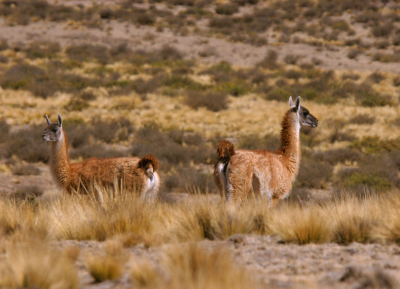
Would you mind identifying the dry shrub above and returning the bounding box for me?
[131,124,214,169]
[11,164,41,176]
[349,114,375,125]
[283,54,301,65]
[238,134,279,151]
[368,71,386,83]
[314,148,362,165]
[342,72,360,80]
[258,50,280,70]
[347,49,361,59]
[393,75,400,87]
[0,54,8,63]
[64,97,89,112]
[371,21,393,37]
[12,186,44,200]
[24,41,60,59]
[69,145,124,160]
[0,39,8,51]
[215,3,238,15]
[66,44,109,64]
[163,165,215,193]
[295,158,332,189]
[6,126,49,163]
[185,90,228,112]
[0,238,78,289]
[92,117,132,143]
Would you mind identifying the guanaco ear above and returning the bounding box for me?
[45,115,51,125]
[57,114,63,128]
[295,96,301,112]
[289,96,294,107]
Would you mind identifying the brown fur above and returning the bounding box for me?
[43,115,160,200]
[214,97,318,210]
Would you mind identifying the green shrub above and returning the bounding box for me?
[216,81,251,96]
[349,137,400,154]
[343,172,392,192]
[265,88,291,102]
[185,90,229,112]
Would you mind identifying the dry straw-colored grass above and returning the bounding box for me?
[0,235,78,289]
[2,187,400,287]
[2,188,400,247]
[130,243,262,289]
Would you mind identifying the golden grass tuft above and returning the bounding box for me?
[86,254,123,283]
[0,237,78,289]
[130,243,263,289]
[270,205,332,244]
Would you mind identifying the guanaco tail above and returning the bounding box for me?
[42,114,160,200]
[214,96,318,210]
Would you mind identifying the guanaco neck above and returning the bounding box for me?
[50,130,72,188]
[277,110,301,178]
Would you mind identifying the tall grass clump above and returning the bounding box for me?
[330,196,379,245]
[48,188,159,241]
[130,243,263,289]
[0,237,78,289]
[269,205,332,244]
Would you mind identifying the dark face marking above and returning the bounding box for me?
[42,123,62,142]
[299,106,318,128]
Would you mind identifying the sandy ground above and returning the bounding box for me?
[58,235,400,289]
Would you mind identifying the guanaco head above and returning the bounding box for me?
[42,114,63,142]
[289,96,318,128]
[138,155,159,181]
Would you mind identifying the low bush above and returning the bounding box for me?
[24,41,60,59]
[185,90,228,112]
[66,44,109,65]
[314,148,362,165]
[350,137,400,154]
[283,54,301,65]
[215,4,238,15]
[13,185,44,199]
[238,134,279,151]
[258,50,280,70]
[367,71,386,83]
[265,88,291,102]
[295,158,332,189]
[6,126,49,163]
[70,145,125,160]
[131,124,214,170]
[11,164,41,176]
[349,114,375,125]
[92,117,133,143]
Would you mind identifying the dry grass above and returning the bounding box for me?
[130,243,262,289]
[86,255,123,282]
[2,187,400,246]
[0,236,78,289]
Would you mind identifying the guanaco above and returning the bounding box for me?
[42,114,160,200]
[214,96,318,210]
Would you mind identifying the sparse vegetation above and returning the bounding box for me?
[2,1,400,287]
